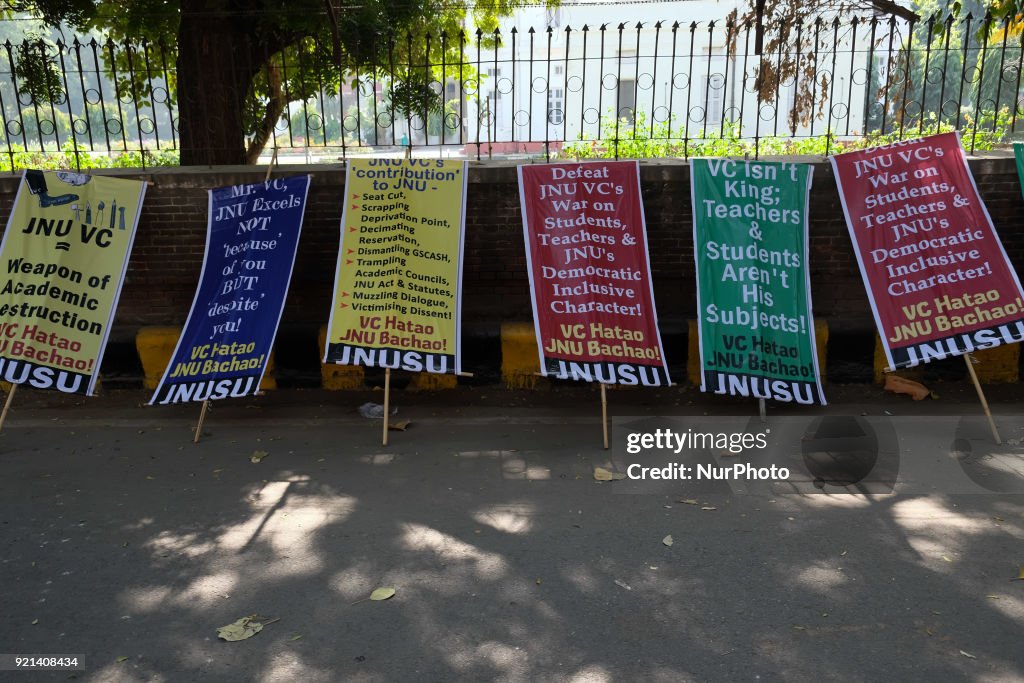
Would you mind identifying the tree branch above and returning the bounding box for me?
[245,60,286,164]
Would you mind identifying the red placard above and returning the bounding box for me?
[518,161,670,385]
[831,132,1024,368]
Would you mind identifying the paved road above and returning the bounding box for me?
[0,385,1022,682]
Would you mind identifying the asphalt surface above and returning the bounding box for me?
[1,383,1022,682]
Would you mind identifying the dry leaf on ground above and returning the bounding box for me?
[370,587,396,601]
[662,535,673,547]
[218,615,265,641]
[884,374,931,401]
[250,450,268,464]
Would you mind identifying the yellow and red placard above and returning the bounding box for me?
[325,159,467,374]
[0,170,146,394]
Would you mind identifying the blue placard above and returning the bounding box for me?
[151,175,310,405]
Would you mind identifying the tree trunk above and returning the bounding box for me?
[176,1,262,165]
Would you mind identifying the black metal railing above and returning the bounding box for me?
[1,11,1022,170]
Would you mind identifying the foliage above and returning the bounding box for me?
[12,37,62,102]
[560,106,1013,160]
[11,0,544,163]
[0,142,178,172]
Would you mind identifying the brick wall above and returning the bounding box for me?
[1,156,1021,379]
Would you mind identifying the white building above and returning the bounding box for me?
[458,1,876,152]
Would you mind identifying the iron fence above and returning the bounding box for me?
[1,10,1023,170]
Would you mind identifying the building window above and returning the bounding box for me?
[617,79,636,121]
[705,73,724,127]
[486,67,501,128]
[548,87,564,124]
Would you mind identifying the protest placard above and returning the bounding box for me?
[518,160,670,386]
[325,159,467,375]
[150,175,310,405]
[691,159,825,405]
[831,132,1024,369]
[0,170,146,395]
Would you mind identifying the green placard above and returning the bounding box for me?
[691,159,825,405]
[1015,143,1024,201]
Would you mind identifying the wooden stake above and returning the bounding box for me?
[382,368,391,446]
[193,399,210,444]
[0,383,17,433]
[964,354,1001,444]
[759,398,767,423]
[600,383,609,450]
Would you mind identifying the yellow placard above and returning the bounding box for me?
[0,170,146,394]
[325,159,466,374]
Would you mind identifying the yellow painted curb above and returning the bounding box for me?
[687,320,701,386]
[408,372,458,390]
[318,325,365,390]
[814,318,829,383]
[973,343,1020,383]
[874,334,1019,383]
[501,322,542,389]
[689,319,829,385]
[136,326,277,390]
[136,326,183,390]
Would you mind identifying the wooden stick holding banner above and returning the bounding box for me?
[193,399,210,444]
[192,148,280,445]
[600,383,609,450]
[964,354,1001,444]
[0,384,18,433]
[382,368,391,446]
